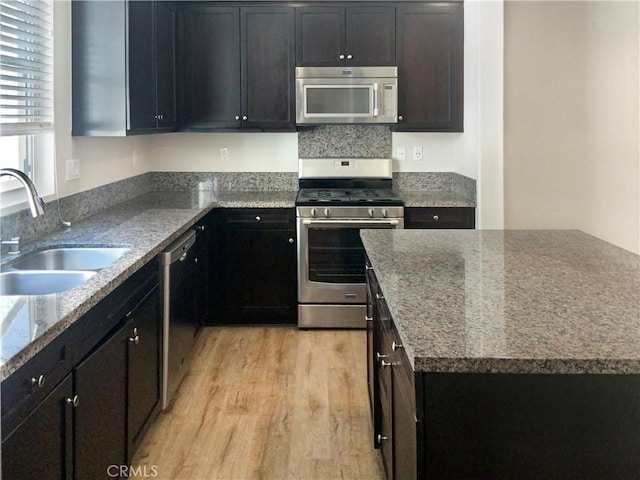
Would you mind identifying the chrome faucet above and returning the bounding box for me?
[0,168,46,217]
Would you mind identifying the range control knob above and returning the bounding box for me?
[310,208,317,218]
[381,209,388,218]
[324,208,331,218]
[368,208,375,218]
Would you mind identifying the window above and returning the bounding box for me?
[0,0,54,200]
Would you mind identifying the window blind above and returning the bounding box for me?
[0,0,53,136]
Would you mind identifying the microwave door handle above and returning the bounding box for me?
[373,83,379,117]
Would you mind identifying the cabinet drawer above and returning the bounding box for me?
[405,207,475,229]
[222,208,295,228]
[1,333,71,436]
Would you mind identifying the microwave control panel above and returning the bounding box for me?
[382,84,396,117]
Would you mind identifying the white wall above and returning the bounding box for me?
[504,1,640,254]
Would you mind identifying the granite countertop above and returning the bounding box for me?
[215,190,297,208]
[398,190,476,208]
[361,229,640,374]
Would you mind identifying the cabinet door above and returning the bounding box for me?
[396,4,464,132]
[392,347,418,480]
[155,1,177,130]
[242,7,295,130]
[74,327,128,478]
[346,7,395,66]
[127,0,156,131]
[296,7,345,67]
[1,375,73,480]
[127,284,161,459]
[365,260,380,448]
[178,7,241,130]
[222,211,297,324]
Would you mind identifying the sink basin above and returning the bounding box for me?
[0,270,96,296]
[10,247,130,271]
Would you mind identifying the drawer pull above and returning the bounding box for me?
[375,293,384,300]
[381,360,392,368]
[256,216,261,221]
[31,374,45,388]
[66,395,79,408]
[365,315,373,322]
[392,341,404,351]
[377,434,389,443]
[376,352,388,361]
[433,215,439,221]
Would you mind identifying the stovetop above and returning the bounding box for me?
[296,188,404,206]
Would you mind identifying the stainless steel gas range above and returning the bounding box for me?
[296,158,404,328]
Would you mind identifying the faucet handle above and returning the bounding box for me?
[1,237,20,254]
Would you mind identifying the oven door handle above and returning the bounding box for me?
[302,219,399,227]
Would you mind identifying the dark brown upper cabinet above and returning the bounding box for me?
[296,6,395,67]
[177,5,296,131]
[395,3,464,132]
[72,0,176,136]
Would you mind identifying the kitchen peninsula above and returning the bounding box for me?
[362,229,640,479]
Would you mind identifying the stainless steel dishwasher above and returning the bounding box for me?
[161,229,200,409]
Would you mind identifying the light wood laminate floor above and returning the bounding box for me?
[131,326,385,480]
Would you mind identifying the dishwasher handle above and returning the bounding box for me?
[162,230,197,265]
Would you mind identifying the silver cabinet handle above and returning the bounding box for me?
[339,54,345,60]
[235,115,240,121]
[398,115,403,121]
[129,328,140,344]
[242,115,248,121]
[288,238,294,244]
[31,374,45,388]
[365,265,373,270]
[392,341,404,351]
[376,352,388,361]
[66,395,79,408]
[256,216,261,221]
[377,434,389,443]
[365,315,373,322]
[194,224,206,231]
[433,215,440,221]
[381,360,392,368]
[347,54,353,60]
[375,293,384,300]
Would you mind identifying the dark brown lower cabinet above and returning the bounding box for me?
[74,326,128,479]
[1,375,74,480]
[404,207,475,229]
[126,284,162,458]
[217,208,297,325]
[1,261,161,479]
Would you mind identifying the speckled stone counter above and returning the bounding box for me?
[361,229,640,374]
[0,191,215,380]
[399,191,475,207]
[214,190,297,208]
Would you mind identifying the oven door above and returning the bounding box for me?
[297,218,403,304]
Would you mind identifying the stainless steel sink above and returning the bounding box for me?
[10,247,130,271]
[0,270,96,296]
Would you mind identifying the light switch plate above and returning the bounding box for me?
[219,148,230,162]
[66,159,80,181]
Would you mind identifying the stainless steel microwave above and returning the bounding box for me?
[295,66,398,125]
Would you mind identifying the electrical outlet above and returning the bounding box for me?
[66,159,80,181]
[396,146,406,161]
[412,146,423,161]
[219,147,230,162]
